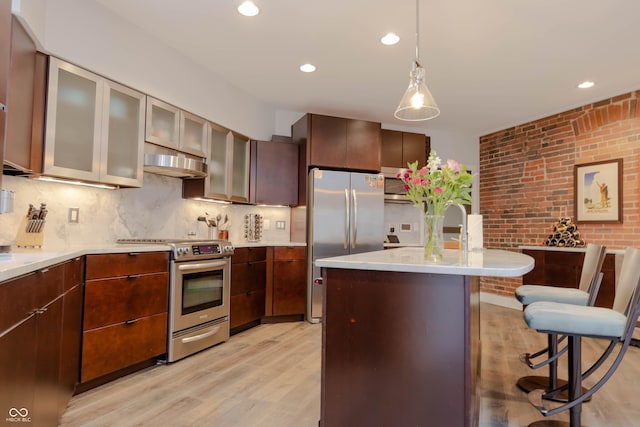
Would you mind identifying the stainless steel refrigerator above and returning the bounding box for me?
[307,169,384,322]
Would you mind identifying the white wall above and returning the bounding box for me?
[14,0,276,141]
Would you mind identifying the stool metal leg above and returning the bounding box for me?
[517,333,589,402]
[528,335,583,427]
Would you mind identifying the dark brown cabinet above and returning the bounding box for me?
[299,114,381,171]
[380,129,430,169]
[230,247,267,333]
[522,248,616,308]
[269,246,306,316]
[0,0,10,184]
[250,138,299,206]
[2,13,43,175]
[81,252,169,384]
[293,113,381,205]
[0,258,83,427]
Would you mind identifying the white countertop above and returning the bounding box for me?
[0,241,308,282]
[0,244,171,282]
[315,247,534,277]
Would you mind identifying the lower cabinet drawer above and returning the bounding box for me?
[83,273,169,330]
[81,313,167,383]
[230,290,265,329]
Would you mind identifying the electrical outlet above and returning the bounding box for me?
[68,207,79,223]
[275,220,286,230]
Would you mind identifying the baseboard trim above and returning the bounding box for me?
[480,292,522,310]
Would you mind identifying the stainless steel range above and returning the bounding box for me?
[118,239,234,362]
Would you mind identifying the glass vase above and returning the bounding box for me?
[424,214,445,262]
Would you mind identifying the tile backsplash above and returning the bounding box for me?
[0,173,292,248]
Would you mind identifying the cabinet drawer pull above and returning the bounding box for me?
[127,274,141,280]
[128,252,141,256]
[38,268,50,274]
[125,319,138,326]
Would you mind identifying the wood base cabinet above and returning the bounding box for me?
[321,268,480,427]
[0,257,84,427]
[230,247,266,332]
[268,246,306,316]
[522,248,616,308]
[81,252,169,384]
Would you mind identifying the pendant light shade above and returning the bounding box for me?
[394,0,440,121]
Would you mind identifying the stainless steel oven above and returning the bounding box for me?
[117,239,233,362]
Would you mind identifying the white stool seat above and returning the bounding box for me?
[516,285,589,306]
[525,301,627,340]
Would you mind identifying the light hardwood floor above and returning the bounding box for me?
[59,303,640,427]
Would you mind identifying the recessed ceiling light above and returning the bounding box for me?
[238,1,259,17]
[300,63,316,73]
[381,33,400,46]
[578,81,595,89]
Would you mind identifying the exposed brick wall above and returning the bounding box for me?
[479,90,640,297]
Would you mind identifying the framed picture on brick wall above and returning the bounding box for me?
[574,158,623,223]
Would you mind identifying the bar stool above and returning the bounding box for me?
[514,243,607,399]
[523,246,640,427]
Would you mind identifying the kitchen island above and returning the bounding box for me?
[315,247,534,427]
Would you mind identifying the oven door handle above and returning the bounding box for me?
[181,325,221,344]
[177,260,228,272]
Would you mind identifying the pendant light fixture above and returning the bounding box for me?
[394,0,440,121]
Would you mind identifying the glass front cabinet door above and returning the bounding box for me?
[206,123,230,199]
[204,125,249,202]
[145,97,180,149]
[180,111,208,157]
[99,80,145,186]
[230,132,249,202]
[44,58,145,187]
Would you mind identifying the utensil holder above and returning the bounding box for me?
[16,217,45,248]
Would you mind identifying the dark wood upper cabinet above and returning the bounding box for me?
[293,113,381,205]
[250,138,299,206]
[380,129,430,169]
[297,113,381,172]
[345,119,381,171]
[2,14,42,174]
[0,0,12,184]
[308,114,346,168]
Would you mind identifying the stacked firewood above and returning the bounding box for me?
[544,217,586,248]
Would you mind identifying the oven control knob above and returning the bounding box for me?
[176,247,184,256]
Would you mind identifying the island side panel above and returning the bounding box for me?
[320,268,480,427]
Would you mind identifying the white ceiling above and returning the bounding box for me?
[95,0,640,137]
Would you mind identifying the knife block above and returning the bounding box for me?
[15,217,45,248]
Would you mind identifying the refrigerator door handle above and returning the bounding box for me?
[344,189,350,249]
[351,188,358,249]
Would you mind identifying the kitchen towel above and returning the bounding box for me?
[468,214,483,251]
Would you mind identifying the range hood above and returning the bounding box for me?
[143,153,207,178]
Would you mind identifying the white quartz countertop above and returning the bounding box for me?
[0,244,172,282]
[315,247,534,277]
[0,241,308,282]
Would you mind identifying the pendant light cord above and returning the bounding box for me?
[415,0,420,67]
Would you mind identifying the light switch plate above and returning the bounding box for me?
[275,220,286,230]
[68,207,79,223]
